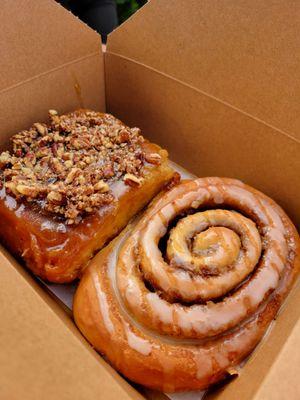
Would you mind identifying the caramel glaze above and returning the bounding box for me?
[0,142,175,282]
[73,178,300,392]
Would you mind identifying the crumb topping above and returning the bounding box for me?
[0,110,162,224]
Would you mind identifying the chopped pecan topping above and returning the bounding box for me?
[0,110,161,224]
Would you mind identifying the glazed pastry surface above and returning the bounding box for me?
[0,110,174,282]
[74,177,300,392]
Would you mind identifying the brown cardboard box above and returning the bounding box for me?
[0,0,299,399]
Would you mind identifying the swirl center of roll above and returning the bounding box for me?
[167,212,247,276]
[138,205,262,302]
[192,226,240,273]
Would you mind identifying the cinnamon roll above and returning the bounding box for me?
[73,178,300,392]
[0,110,175,282]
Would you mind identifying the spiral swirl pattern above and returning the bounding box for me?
[74,177,300,392]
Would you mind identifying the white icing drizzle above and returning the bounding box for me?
[92,270,115,334]
[4,194,17,210]
[15,204,25,217]
[123,321,152,356]
[47,239,70,252]
[125,276,143,310]
[208,185,224,204]
[228,186,269,224]
[146,292,174,324]
[40,220,67,233]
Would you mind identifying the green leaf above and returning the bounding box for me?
[116,0,147,23]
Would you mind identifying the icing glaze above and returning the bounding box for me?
[92,270,115,334]
[123,321,152,356]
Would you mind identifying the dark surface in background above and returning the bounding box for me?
[57,0,147,43]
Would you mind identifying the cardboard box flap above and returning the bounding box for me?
[0,0,105,149]
[107,0,300,141]
[0,0,100,90]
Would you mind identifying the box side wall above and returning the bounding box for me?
[0,245,144,400]
[253,313,300,400]
[105,54,300,227]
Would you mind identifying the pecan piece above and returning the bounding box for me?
[123,173,143,186]
[65,167,80,184]
[16,184,39,198]
[34,123,46,135]
[0,152,11,168]
[47,191,63,204]
[144,152,162,165]
[94,180,110,193]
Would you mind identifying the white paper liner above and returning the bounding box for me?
[166,391,206,400]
